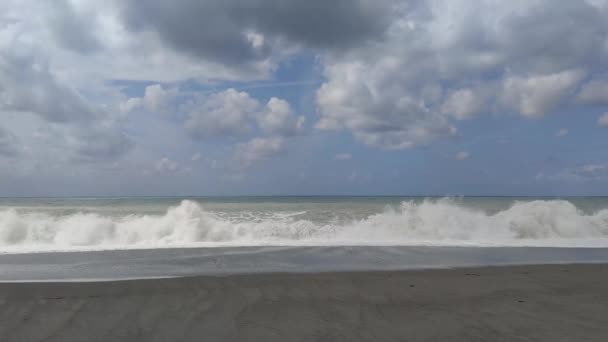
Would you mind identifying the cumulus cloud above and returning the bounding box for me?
[599,113,608,127]
[172,89,304,168]
[316,0,608,148]
[185,88,260,139]
[184,88,304,142]
[441,88,486,120]
[234,137,285,167]
[3,0,608,191]
[501,70,585,119]
[257,97,305,136]
[140,84,175,112]
[119,98,142,115]
[121,84,176,114]
[316,59,457,149]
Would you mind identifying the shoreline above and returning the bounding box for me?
[1,263,608,341]
[1,260,608,284]
[3,245,608,282]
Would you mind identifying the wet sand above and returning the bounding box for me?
[1,264,607,341]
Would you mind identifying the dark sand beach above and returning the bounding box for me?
[1,264,607,341]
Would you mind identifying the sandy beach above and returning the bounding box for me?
[0,264,607,341]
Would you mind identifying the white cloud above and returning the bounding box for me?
[598,113,608,127]
[316,0,608,148]
[120,84,176,114]
[577,80,608,105]
[183,89,304,144]
[185,88,260,139]
[257,97,305,136]
[501,70,585,119]
[234,137,285,167]
[119,97,142,115]
[191,152,201,162]
[2,0,608,193]
[141,84,175,112]
[455,151,470,160]
[555,128,569,137]
[441,88,486,120]
[316,59,457,149]
[335,153,352,161]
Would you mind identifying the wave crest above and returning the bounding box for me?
[1,199,608,252]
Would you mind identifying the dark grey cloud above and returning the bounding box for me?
[119,0,392,65]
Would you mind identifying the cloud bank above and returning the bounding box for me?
[1,0,608,194]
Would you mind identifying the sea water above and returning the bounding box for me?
[1,196,608,280]
[1,196,608,252]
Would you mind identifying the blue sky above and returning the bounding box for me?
[1,0,608,197]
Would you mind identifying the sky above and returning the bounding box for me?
[1,0,608,197]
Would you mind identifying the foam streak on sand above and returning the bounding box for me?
[1,199,608,252]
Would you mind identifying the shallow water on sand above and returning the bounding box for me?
[1,246,608,282]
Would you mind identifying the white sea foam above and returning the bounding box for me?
[1,199,608,253]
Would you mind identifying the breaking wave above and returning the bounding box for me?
[1,199,608,253]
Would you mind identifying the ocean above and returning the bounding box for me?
[1,196,608,281]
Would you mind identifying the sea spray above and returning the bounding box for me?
[1,198,608,253]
